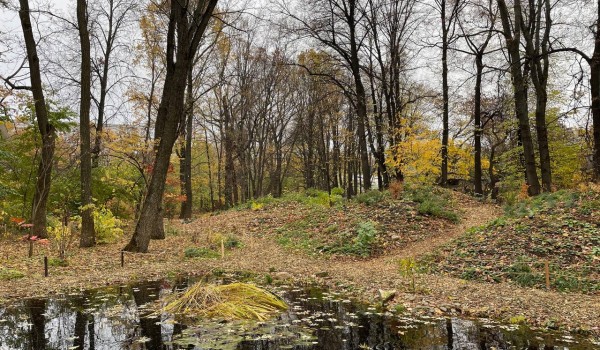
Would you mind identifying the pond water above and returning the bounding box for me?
[0,275,598,350]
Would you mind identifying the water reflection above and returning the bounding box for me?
[0,279,597,350]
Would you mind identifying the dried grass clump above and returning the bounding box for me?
[163,282,287,321]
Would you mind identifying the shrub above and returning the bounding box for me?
[91,206,124,244]
[389,181,404,199]
[404,185,459,222]
[352,221,378,257]
[331,187,345,196]
[355,190,386,206]
[224,235,241,249]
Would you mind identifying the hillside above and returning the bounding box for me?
[424,189,600,293]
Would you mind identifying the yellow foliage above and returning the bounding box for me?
[386,123,477,183]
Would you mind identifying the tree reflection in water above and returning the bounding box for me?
[0,279,596,350]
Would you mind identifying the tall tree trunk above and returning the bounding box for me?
[78,0,96,247]
[180,70,193,219]
[524,0,552,192]
[19,0,55,238]
[440,0,450,187]
[474,52,483,196]
[591,0,600,181]
[223,99,236,207]
[204,127,215,210]
[352,70,372,191]
[347,0,371,191]
[497,0,541,195]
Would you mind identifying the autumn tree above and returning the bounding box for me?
[124,0,218,252]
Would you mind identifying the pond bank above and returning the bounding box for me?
[0,192,598,338]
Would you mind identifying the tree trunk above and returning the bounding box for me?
[352,69,372,191]
[223,99,236,208]
[78,0,96,247]
[440,0,450,187]
[474,52,483,196]
[180,70,193,220]
[19,0,55,238]
[524,0,552,192]
[592,0,600,181]
[497,0,541,195]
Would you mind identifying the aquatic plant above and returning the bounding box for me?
[163,282,288,321]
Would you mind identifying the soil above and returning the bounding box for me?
[0,191,598,338]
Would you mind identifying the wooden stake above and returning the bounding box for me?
[221,238,225,259]
[545,260,550,289]
[44,256,48,277]
[121,251,124,268]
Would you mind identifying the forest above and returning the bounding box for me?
[0,0,597,251]
[0,0,599,348]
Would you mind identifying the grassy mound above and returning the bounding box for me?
[163,282,287,321]
[423,189,600,293]
[261,186,458,257]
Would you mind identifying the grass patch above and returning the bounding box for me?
[322,221,379,257]
[184,247,220,259]
[238,189,344,211]
[0,268,25,280]
[48,257,69,267]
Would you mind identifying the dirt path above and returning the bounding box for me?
[0,195,598,337]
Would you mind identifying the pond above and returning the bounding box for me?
[0,274,598,349]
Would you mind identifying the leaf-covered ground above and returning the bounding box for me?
[244,191,455,258]
[0,188,599,339]
[424,189,600,293]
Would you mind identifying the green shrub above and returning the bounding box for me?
[184,247,220,259]
[404,185,458,222]
[504,262,543,287]
[352,221,378,257]
[0,268,25,280]
[224,235,241,249]
[331,187,345,196]
[355,190,385,206]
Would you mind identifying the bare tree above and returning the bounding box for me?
[281,0,373,191]
[497,0,541,195]
[18,0,56,238]
[458,0,497,195]
[78,0,96,246]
